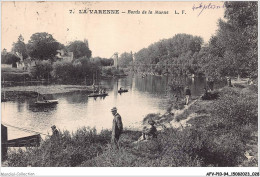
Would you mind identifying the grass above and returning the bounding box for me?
[2,66,30,82]
[5,85,258,167]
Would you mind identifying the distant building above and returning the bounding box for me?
[56,49,74,62]
[113,53,118,69]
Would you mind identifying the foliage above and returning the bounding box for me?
[7,127,111,167]
[134,34,203,75]
[91,57,113,66]
[11,35,28,59]
[199,1,258,78]
[118,52,133,68]
[51,61,75,81]
[102,67,125,76]
[29,60,52,79]
[67,40,92,59]
[1,52,20,67]
[26,32,61,60]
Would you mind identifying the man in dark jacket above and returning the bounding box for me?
[111,107,123,148]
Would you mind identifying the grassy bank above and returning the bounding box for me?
[5,84,258,167]
[2,67,30,83]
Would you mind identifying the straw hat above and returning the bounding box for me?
[111,107,117,112]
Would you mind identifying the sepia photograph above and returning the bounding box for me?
[1,0,258,176]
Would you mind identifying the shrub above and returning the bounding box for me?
[29,60,52,79]
[7,127,110,167]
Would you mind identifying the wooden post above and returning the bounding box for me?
[1,124,8,161]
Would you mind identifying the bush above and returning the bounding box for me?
[7,127,110,167]
[29,60,52,79]
[51,61,75,82]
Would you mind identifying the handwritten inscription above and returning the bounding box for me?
[192,3,225,16]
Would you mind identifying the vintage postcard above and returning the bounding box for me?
[1,1,258,176]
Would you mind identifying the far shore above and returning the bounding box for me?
[1,84,103,95]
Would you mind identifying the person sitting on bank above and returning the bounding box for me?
[184,86,191,105]
[142,120,157,140]
[51,125,59,137]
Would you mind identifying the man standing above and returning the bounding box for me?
[184,86,191,105]
[111,107,123,148]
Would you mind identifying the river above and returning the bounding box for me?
[1,74,222,140]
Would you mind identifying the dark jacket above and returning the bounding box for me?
[112,113,123,140]
[146,125,157,139]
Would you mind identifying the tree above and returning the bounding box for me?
[27,32,61,60]
[118,52,133,68]
[11,35,28,59]
[29,60,53,79]
[197,1,258,79]
[67,40,92,59]
[1,52,20,67]
[216,2,257,77]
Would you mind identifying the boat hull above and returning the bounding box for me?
[88,93,108,97]
[118,90,128,93]
[35,100,59,106]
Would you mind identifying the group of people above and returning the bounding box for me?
[50,106,158,149]
[99,89,106,94]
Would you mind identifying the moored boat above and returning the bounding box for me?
[88,93,108,97]
[35,100,59,106]
[118,89,128,93]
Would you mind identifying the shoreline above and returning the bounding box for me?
[2,82,258,167]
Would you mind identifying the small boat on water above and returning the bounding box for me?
[118,89,128,93]
[35,100,59,106]
[88,93,108,97]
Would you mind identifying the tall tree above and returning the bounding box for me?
[26,32,61,60]
[217,2,257,77]
[12,34,28,59]
[67,40,92,59]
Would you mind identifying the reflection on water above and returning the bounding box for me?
[2,75,222,140]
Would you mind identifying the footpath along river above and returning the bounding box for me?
[1,74,223,140]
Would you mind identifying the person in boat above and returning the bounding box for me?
[119,87,123,91]
[111,107,123,149]
[42,96,48,103]
[184,86,191,105]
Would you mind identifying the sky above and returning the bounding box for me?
[2,1,225,58]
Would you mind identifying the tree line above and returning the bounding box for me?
[2,33,115,83]
[118,2,257,80]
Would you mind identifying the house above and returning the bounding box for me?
[56,49,74,62]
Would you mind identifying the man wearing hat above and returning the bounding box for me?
[111,107,123,148]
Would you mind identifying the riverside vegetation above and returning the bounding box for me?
[6,83,257,167]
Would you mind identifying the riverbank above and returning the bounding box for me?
[1,85,102,101]
[4,83,257,167]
